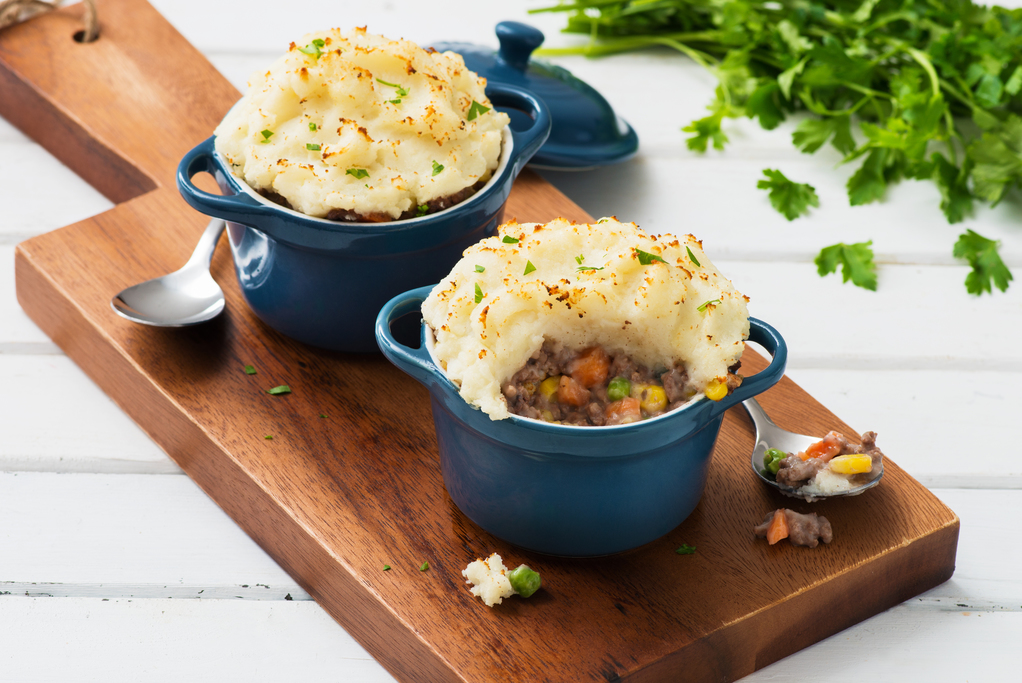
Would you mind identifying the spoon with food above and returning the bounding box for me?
[111,219,226,326]
[742,398,884,502]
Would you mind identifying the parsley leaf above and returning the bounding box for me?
[931,153,973,224]
[419,561,429,572]
[792,117,855,156]
[259,130,273,143]
[676,544,696,555]
[524,261,537,275]
[431,160,444,176]
[474,283,483,304]
[306,143,321,151]
[815,241,877,291]
[474,265,485,273]
[298,39,324,59]
[346,168,369,179]
[953,230,1013,295]
[266,385,292,395]
[467,100,491,121]
[846,149,889,206]
[243,364,257,375]
[685,247,701,267]
[757,169,819,221]
[502,235,520,244]
[577,265,604,272]
[682,110,727,152]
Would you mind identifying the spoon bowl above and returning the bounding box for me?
[111,219,226,327]
[742,398,883,502]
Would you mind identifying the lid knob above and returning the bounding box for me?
[495,21,544,72]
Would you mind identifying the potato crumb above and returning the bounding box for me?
[462,553,514,607]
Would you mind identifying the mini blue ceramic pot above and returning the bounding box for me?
[176,83,551,352]
[377,286,788,557]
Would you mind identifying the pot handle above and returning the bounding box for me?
[717,318,788,409]
[176,136,276,224]
[486,82,552,178]
[376,286,442,388]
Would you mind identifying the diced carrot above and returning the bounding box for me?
[604,397,642,425]
[557,375,591,407]
[570,346,610,388]
[799,431,844,462]
[766,509,789,546]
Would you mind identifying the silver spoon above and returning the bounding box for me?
[111,219,226,326]
[742,397,883,502]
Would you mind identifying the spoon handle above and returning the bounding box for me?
[183,219,226,270]
[742,398,779,430]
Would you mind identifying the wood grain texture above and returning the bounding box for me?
[5,2,958,682]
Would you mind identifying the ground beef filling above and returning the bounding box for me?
[775,431,884,489]
[258,178,486,223]
[501,340,743,427]
[754,509,833,548]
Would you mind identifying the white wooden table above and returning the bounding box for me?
[2,1,1020,680]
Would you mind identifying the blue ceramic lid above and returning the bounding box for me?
[432,22,638,171]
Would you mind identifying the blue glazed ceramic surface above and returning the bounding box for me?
[176,83,550,352]
[432,21,639,170]
[376,286,788,556]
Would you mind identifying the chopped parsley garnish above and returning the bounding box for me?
[297,39,325,59]
[319,413,327,418]
[431,160,444,176]
[416,204,429,217]
[575,254,584,264]
[266,385,292,395]
[383,564,391,571]
[308,122,317,131]
[577,265,604,272]
[264,435,274,440]
[306,143,321,151]
[259,130,273,143]
[346,168,369,179]
[387,99,402,105]
[524,260,537,275]
[474,265,485,273]
[676,544,696,555]
[419,561,430,572]
[243,364,257,375]
[635,248,666,265]
[502,235,519,244]
[686,247,701,267]
[376,78,409,97]
[697,299,721,312]
[474,283,483,304]
[466,100,491,121]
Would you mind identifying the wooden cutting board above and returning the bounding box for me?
[3,2,958,681]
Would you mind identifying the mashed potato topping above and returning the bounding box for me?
[214,27,510,220]
[422,218,750,420]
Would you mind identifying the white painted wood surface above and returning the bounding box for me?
[2,0,1020,680]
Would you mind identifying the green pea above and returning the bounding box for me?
[507,564,542,598]
[767,458,783,475]
[765,448,787,462]
[607,376,631,402]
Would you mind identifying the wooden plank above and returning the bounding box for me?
[0,597,395,683]
[0,356,175,473]
[3,2,960,681]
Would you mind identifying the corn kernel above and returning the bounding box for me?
[705,379,728,401]
[640,385,668,414]
[828,454,873,474]
[539,376,560,401]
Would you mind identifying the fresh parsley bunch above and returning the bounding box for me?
[533,0,1019,294]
